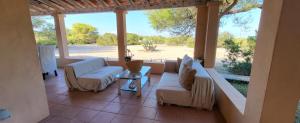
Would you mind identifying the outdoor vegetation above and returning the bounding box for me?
[32,0,263,97]
[222,35,256,76]
[296,103,300,123]
[32,17,195,51]
[227,79,248,97]
[32,17,56,45]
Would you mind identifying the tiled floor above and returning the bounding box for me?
[40,69,225,123]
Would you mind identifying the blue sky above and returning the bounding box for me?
[62,10,170,36]
[42,8,261,37]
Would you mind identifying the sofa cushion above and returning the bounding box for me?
[77,66,123,90]
[178,55,193,76]
[156,60,215,110]
[156,72,192,106]
[190,61,215,110]
[176,58,182,73]
[69,58,107,77]
[179,65,196,90]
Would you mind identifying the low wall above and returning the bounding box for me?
[57,57,165,74]
[206,69,245,123]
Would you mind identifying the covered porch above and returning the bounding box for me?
[0,0,300,123]
[41,69,224,123]
[30,0,221,71]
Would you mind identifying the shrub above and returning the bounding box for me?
[218,32,234,47]
[127,33,142,45]
[36,39,56,45]
[186,37,195,48]
[222,37,255,76]
[296,104,300,123]
[166,35,188,45]
[142,36,166,44]
[141,40,157,51]
[226,79,248,97]
[96,33,117,46]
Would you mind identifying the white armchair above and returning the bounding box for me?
[37,45,58,80]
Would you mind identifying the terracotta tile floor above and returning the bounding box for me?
[40,69,225,123]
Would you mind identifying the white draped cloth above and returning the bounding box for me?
[191,62,215,110]
[156,61,215,110]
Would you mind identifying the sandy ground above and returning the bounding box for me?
[60,44,226,60]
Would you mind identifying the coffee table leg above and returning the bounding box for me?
[118,79,121,95]
[147,72,151,86]
[136,79,141,97]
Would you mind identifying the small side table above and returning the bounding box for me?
[115,66,151,97]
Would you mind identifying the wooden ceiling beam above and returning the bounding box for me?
[52,0,75,9]
[92,0,104,8]
[80,0,92,8]
[30,0,207,16]
[37,0,65,10]
[158,0,167,7]
[29,8,38,13]
[96,0,109,8]
[68,0,86,8]
[128,0,135,6]
[144,0,150,6]
[83,0,99,8]
[31,0,55,11]
[112,0,121,6]
[30,4,47,12]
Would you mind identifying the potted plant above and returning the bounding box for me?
[125,49,134,62]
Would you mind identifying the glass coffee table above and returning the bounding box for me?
[115,66,151,97]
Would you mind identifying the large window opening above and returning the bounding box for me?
[65,12,118,60]
[296,100,300,123]
[126,8,195,62]
[215,1,263,97]
[31,16,59,58]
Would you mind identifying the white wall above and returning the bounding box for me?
[0,0,49,123]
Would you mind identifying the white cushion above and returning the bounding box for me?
[178,55,193,79]
[77,66,123,90]
[69,58,107,77]
[156,60,215,110]
[156,72,192,106]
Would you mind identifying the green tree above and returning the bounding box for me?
[147,8,197,36]
[68,23,98,44]
[96,33,118,46]
[31,16,47,30]
[147,0,263,35]
[127,33,142,45]
[218,32,234,47]
[31,17,57,45]
[222,36,256,76]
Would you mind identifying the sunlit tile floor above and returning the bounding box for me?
[40,69,225,123]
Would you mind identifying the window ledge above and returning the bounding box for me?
[206,68,246,114]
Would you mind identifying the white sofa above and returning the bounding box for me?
[156,60,215,110]
[64,58,123,92]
